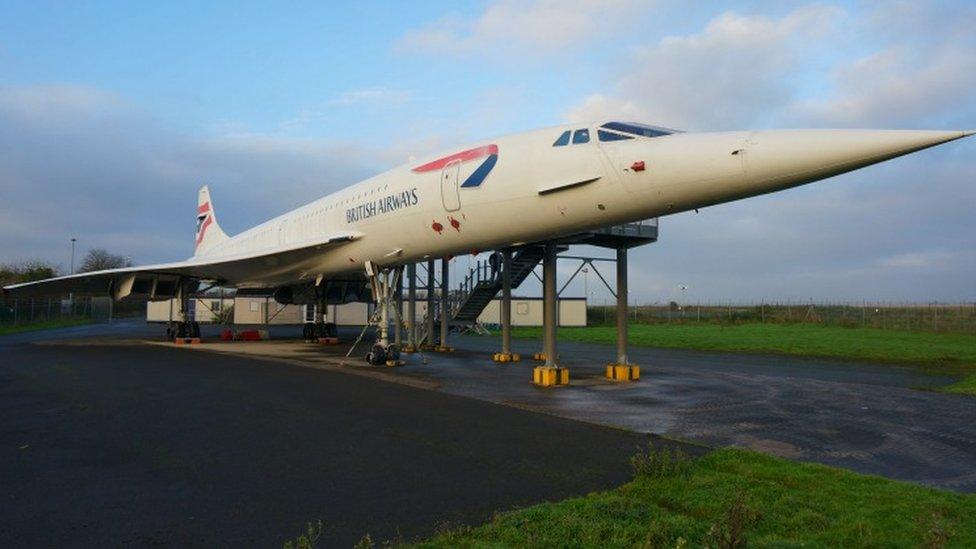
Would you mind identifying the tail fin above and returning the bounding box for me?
[195,185,230,257]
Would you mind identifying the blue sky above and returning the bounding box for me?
[1,1,974,302]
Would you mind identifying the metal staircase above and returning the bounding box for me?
[414,246,544,345]
[453,246,545,323]
[413,219,659,346]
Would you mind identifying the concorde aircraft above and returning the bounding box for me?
[4,122,973,363]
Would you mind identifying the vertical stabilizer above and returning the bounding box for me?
[195,185,230,257]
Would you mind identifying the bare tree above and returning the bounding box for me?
[79,249,132,273]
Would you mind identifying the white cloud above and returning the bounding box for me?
[0,85,131,125]
[788,41,976,128]
[564,5,846,129]
[565,94,646,124]
[398,0,645,59]
[278,87,414,132]
[330,87,414,107]
[877,251,961,270]
[0,85,380,265]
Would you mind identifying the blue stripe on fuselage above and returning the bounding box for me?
[460,154,497,188]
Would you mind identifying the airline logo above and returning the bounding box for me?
[412,144,498,188]
[196,203,212,246]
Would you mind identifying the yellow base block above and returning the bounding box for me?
[492,352,521,363]
[605,364,640,381]
[434,346,454,353]
[533,366,569,387]
[532,352,547,361]
[385,359,405,367]
[174,338,201,345]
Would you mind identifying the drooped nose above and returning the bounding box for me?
[743,129,974,192]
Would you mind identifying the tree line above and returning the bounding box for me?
[1,249,132,286]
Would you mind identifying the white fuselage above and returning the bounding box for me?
[196,122,972,287]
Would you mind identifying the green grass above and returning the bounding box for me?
[0,318,94,335]
[416,447,976,548]
[944,374,976,396]
[509,323,976,370]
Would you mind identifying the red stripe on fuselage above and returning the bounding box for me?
[411,144,498,173]
[197,203,211,214]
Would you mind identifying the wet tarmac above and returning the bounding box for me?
[6,319,976,503]
[144,322,976,492]
[2,321,688,547]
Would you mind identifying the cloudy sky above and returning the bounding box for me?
[1,1,974,302]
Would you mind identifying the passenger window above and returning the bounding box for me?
[552,130,570,147]
[598,130,633,142]
[572,129,590,144]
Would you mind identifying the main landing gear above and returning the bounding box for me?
[168,281,201,342]
[167,320,200,340]
[302,321,337,341]
[346,261,407,367]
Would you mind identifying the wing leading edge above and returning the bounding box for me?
[2,231,362,299]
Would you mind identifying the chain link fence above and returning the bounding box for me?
[0,295,148,326]
[588,301,976,334]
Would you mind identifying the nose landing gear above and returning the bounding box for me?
[346,262,411,367]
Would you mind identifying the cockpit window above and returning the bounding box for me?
[598,130,633,142]
[552,130,571,147]
[601,122,676,138]
[572,129,590,144]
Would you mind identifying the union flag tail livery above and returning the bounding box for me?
[195,185,229,257]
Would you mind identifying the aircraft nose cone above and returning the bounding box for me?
[744,129,974,190]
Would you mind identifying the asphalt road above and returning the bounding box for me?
[0,322,687,548]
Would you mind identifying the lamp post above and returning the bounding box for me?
[70,238,77,274]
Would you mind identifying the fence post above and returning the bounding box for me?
[761,301,765,323]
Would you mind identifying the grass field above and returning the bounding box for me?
[506,323,976,395]
[0,318,94,335]
[509,323,976,366]
[416,446,976,548]
[945,374,976,396]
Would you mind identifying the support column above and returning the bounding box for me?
[425,259,435,349]
[437,257,452,351]
[493,249,519,362]
[607,247,639,381]
[534,242,567,386]
[406,263,417,352]
[394,269,403,348]
[379,272,389,347]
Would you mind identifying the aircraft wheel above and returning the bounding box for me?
[302,323,313,340]
[175,322,188,339]
[189,322,201,339]
[386,344,400,361]
[366,344,387,366]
